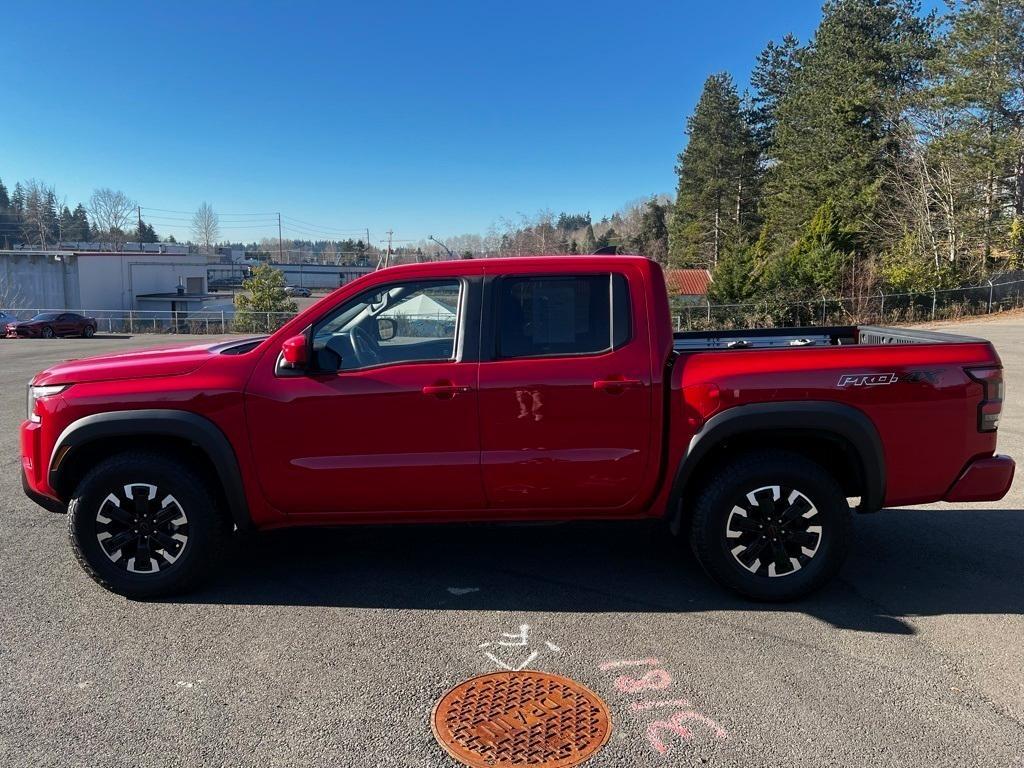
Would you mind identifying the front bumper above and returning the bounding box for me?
[21,468,66,513]
[943,455,1015,502]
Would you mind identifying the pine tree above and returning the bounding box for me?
[764,200,859,298]
[70,203,91,241]
[234,264,298,332]
[0,178,10,248]
[580,223,597,254]
[136,219,159,243]
[596,226,619,252]
[750,33,802,157]
[709,241,758,303]
[11,183,24,214]
[58,206,74,242]
[924,0,1024,269]
[669,73,761,269]
[632,198,670,263]
[764,0,933,247]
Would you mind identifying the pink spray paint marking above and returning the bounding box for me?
[597,658,729,757]
[646,711,729,755]
[615,669,672,693]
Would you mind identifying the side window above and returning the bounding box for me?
[312,279,461,371]
[496,273,630,359]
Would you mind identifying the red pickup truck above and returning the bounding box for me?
[20,256,1014,601]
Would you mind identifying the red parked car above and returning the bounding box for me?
[7,312,97,338]
[19,256,1014,600]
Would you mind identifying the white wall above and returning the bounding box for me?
[0,252,80,311]
[77,254,208,310]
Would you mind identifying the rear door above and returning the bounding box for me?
[477,268,655,512]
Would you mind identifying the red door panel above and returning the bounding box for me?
[477,270,654,512]
[245,361,484,514]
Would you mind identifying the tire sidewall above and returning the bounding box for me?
[69,457,220,598]
[694,455,850,601]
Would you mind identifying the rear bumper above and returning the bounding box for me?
[943,455,1015,502]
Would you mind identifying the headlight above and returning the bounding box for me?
[27,384,66,423]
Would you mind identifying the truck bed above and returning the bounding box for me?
[672,325,983,351]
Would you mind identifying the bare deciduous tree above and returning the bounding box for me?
[191,202,219,254]
[88,188,135,251]
[0,274,26,310]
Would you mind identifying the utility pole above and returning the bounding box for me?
[385,229,393,270]
[277,212,284,264]
[137,206,143,250]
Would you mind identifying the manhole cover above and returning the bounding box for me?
[431,671,612,768]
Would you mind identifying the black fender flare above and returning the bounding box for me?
[668,401,886,517]
[49,409,252,531]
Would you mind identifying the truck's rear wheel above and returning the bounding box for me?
[68,452,228,598]
[689,451,851,601]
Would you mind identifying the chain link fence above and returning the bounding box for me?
[5,276,1024,337]
[0,308,296,335]
[671,276,1024,331]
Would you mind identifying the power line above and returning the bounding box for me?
[280,215,367,234]
[141,206,278,217]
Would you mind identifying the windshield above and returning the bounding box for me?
[31,313,59,321]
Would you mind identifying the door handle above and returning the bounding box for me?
[593,377,642,391]
[422,383,472,397]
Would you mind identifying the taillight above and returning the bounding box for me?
[966,367,1003,432]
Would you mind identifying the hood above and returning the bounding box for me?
[32,340,223,386]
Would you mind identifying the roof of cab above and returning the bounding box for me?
[378,254,660,277]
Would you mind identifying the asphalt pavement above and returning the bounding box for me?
[1,321,1022,767]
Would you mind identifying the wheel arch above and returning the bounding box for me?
[49,409,252,531]
[668,402,885,528]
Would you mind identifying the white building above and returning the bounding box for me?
[0,249,216,313]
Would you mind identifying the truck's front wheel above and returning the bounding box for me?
[68,452,228,598]
[689,451,851,601]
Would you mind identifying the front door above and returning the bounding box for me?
[477,270,654,512]
[245,277,484,515]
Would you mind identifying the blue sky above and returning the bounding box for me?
[3,1,827,244]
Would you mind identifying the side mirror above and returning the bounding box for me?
[280,333,309,369]
[377,317,397,341]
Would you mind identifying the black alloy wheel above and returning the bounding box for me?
[68,452,228,598]
[724,484,822,578]
[689,451,851,601]
[94,483,190,574]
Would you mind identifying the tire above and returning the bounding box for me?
[67,452,229,598]
[41,326,54,338]
[83,325,95,338]
[689,451,851,601]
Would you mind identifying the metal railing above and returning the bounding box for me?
[5,276,1024,337]
[0,308,297,335]
[670,276,1024,331]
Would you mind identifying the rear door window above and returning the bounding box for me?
[495,273,630,358]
